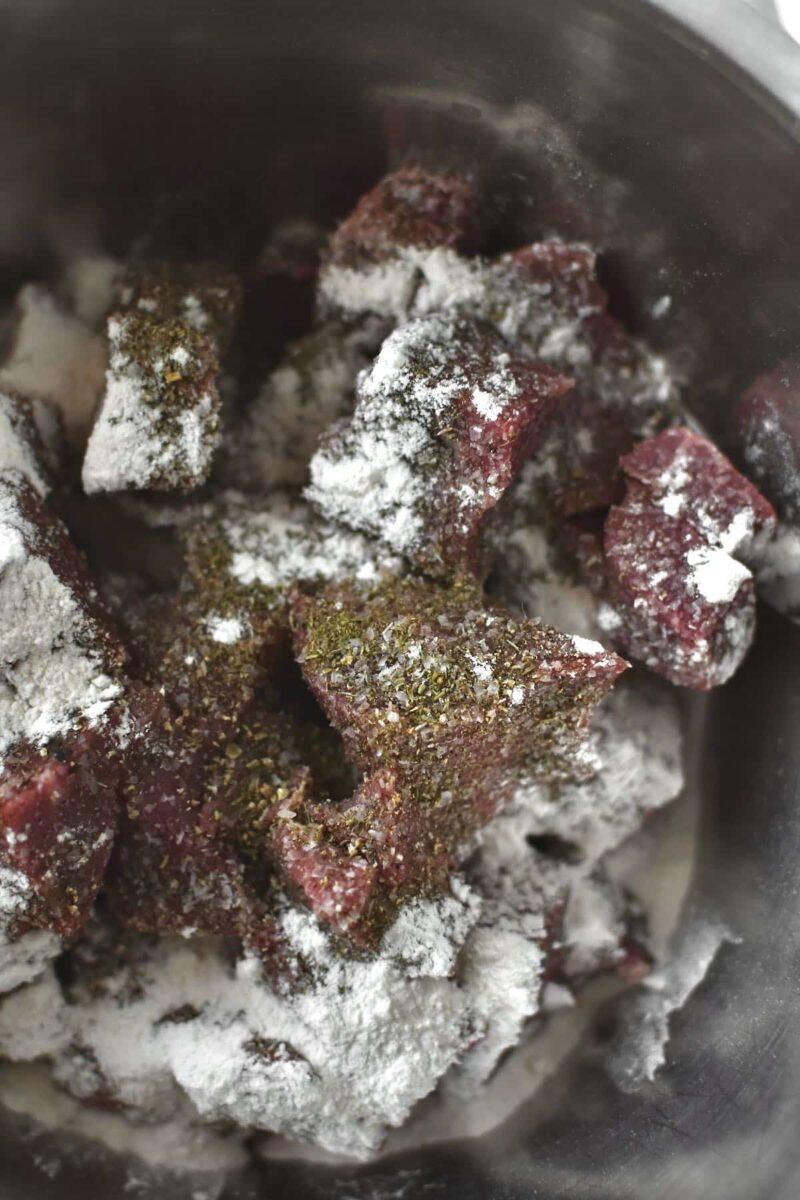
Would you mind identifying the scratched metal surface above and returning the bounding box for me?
[0,1,799,1196]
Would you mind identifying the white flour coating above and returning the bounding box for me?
[216,491,402,591]
[0,392,49,495]
[82,314,219,494]
[307,314,522,555]
[226,322,382,493]
[686,545,752,605]
[204,614,246,645]
[0,284,107,445]
[649,451,770,559]
[0,884,480,1160]
[0,475,121,766]
[0,865,61,995]
[511,678,684,862]
[0,666,686,1161]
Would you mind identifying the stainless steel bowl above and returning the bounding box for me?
[1,2,799,1196]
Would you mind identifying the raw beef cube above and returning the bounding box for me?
[307,314,572,578]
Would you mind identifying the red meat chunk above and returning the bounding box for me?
[495,240,606,327]
[0,472,127,940]
[282,577,626,942]
[620,426,776,556]
[600,496,755,689]
[293,576,626,796]
[327,167,476,267]
[307,314,573,578]
[0,730,122,939]
[738,355,800,521]
[106,688,285,964]
[592,427,775,688]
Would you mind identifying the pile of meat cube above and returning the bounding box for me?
[0,167,793,1161]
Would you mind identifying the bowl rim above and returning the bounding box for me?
[647,0,800,126]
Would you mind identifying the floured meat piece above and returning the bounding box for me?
[738,358,800,622]
[318,168,476,321]
[414,245,678,436]
[600,496,755,689]
[510,676,684,863]
[320,196,678,437]
[118,261,243,353]
[540,390,635,517]
[448,818,651,1097]
[104,584,289,962]
[283,580,625,941]
[619,427,776,558]
[82,264,242,495]
[106,518,361,962]
[294,576,626,795]
[0,284,107,446]
[307,314,572,578]
[0,728,122,945]
[108,725,285,964]
[487,516,601,641]
[0,390,56,496]
[0,471,125,765]
[597,428,774,688]
[0,472,125,972]
[82,311,221,495]
[223,321,383,493]
[578,311,678,436]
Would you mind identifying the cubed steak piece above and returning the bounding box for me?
[329,167,475,263]
[82,311,221,494]
[599,492,755,689]
[596,427,774,688]
[318,168,476,320]
[307,314,572,578]
[82,263,242,496]
[0,729,121,943]
[293,576,626,796]
[0,472,126,968]
[284,577,626,942]
[619,426,776,556]
[412,239,678,436]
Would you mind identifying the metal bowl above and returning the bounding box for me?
[1,2,799,1196]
